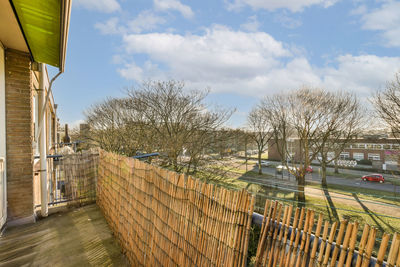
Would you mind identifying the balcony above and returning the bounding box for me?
[1,149,399,266]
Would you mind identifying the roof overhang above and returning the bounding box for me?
[9,0,72,72]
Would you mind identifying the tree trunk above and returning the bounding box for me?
[258,150,262,175]
[321,161,328,187]
[297,175,306,205]
[334,159,339,174]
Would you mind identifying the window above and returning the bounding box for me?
[354,143,366,149]
[340,152,350,159]
[368,153,380,161]
[372,144,382,150]
[353,153,364,161]
[383,144,391,150]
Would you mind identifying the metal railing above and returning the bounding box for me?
[34,151,98,208]
[0,157,6,228]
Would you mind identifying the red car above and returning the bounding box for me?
[361,174,384,183]
[306,166,313,173]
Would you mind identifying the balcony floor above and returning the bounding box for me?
[0,204,128,266]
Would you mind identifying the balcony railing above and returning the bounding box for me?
[0,157,5,228]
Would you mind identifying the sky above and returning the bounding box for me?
[48,0,400,128]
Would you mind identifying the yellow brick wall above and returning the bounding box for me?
[5,49,34,222]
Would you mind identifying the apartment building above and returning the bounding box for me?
[0,0,71,228]
[268,137,400,170]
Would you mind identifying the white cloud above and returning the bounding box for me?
[117,26,400,98]
[274,13,302,29]
[349,4,367,16]
[74,0,120,13]
[95,11,166,35]
[240,15,260,32]
[226,0,339,12]
[95,17,126,35]
[154,0,194,18]
[118,61,163,81]
[322,54,400,95]
[359,1,400,47]
[128,10,166,33]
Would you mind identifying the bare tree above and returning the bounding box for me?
[313,91,363,187]
[127,80,233,172]
[247,106,272,174]
[373,73,400,140]
[263,88,335,203]
[84,97,143,156]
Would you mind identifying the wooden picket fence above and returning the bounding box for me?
[254,200,400,267]
[96,150,255,266]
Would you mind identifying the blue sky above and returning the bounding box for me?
[49,0,400,128]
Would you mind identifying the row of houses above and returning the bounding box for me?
[0,0,71,228]
[268,136,400,170]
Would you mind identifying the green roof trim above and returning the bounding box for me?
[11,0,61,68]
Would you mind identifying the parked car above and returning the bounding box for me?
[361,174,384,183]
[260,160,272,167]
[276,165,313,174]
[276,165,287,173]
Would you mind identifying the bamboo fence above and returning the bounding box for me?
[96,150,255,267]
[254,199,400,267]
[56,149,400,266]
[54,149,99,204]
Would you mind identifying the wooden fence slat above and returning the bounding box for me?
[375,233,390,267]
[317,221,330,266]
[361,227,377,267]
[337,222,353,266]
[355,224,370,267]
[309,213,323,267]
[330,220,348,267]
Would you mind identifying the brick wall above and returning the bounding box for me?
[5,49,34,223]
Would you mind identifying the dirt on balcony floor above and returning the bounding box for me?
[0,204,128,267]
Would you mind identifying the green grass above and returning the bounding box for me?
[248,152,268,159]
[385,177,400,186]
[325,171,360,179]
[307,182,400,206]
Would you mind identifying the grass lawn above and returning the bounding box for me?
[325,171,360,179]
[307,182,400,206]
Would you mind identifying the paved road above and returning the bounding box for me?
[241,162,400,194]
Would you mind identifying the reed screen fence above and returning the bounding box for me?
[60,149,400,266]
[52,149,98,205]
[96,150,255,266]
[254,199,400,267]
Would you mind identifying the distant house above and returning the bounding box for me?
[0,1,71,228]
[268,137,400,170]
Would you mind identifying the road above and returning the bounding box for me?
[237,160,400,194]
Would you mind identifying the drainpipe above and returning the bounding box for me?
[37,64,62,217]
[38,63,48,217]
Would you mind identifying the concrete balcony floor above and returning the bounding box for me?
[0,204,128,266]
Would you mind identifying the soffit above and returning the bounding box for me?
[0,1,29,52]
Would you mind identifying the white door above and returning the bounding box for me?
[0,43,7,228]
